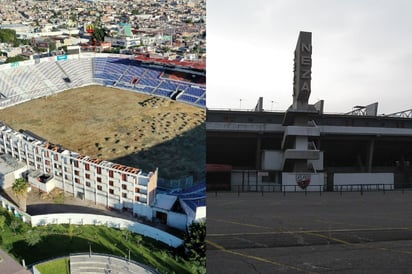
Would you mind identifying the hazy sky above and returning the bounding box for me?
[206,0,412,114]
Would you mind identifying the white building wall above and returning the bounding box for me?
[167,212,187,231]
[334,173,394,190]
[133,203,153,220]
[195,206,206,221]
[261,150,283,171]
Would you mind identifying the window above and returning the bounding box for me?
[97,166,102,174]
[109,170,114,178]
[109,189,114,194]
[122,184,127,190]
[54,154,59,161]
[85,173,90,179]
[122,173,127,181]
[122,193,127,198]
[97,185,102,191]
[135,188,140,193]
[85,163,90,171]
[135,196,140,202]
[75,178,80,184]
[45,160,50,165]
[97,177,102,183]
[109,180,114,186]
[86,182,91,187]
[74,161,79,168]
[74,170,80,176]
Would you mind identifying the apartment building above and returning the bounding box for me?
[0,121,157,219]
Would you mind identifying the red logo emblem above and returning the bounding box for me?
[296,174,311,189]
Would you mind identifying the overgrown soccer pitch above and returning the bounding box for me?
[0,85,205,180]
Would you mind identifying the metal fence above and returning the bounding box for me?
[208,183,412,196]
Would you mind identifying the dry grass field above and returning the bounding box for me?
[0,85,205,180]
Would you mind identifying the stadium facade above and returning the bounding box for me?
[0,53,206,230]
[207,32,412,192]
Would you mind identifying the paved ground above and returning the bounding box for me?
[207,191,412,273]
[0,248,30,274]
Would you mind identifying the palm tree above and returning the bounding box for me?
[12,178,30,212]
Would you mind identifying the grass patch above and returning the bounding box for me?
[36,258,69,274]
[0,208,204,274]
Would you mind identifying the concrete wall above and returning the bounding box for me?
[334,173,394,190]
[195,206,206,221]
[261,150,283,171]
[0,166,27,189]
[31,213,183,247]
[133,203,153,220]
[282,172,325,191]
[167,211,187,231]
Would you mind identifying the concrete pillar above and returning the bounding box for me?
[256,135,261,170]
[367,139,375,173]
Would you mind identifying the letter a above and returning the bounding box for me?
[301,81,310,92]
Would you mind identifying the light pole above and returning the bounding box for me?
[239,98,242,110]
[89,242,92,257]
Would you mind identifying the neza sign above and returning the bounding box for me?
[293,31,312,106]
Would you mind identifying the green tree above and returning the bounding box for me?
[5,55,26,64]
[10,220,20,235]
[25,230,42,246]
[12,178,30,212]
[184,222,206,267]
[134,234,142,246]
[0,215,5,231]
[0,29,18,44]
[68,224,74,240]
[49,41,57,52]
[92,27,107,43]
[121,228,131,241]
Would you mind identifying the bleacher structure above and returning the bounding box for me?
[0,54,206,109]
[69,253,159,274]
[0,53,206,231]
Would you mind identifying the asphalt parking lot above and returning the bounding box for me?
[207,191,412,273]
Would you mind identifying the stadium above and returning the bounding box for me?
[206,31,412,274]
[206,31,412,192]
[0,52,206,233]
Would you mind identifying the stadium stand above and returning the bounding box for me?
[59,58,94,87]
[0,54,206,109]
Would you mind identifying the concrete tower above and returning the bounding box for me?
[281,31,324,190]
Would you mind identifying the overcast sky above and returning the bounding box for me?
[206,0,412,115]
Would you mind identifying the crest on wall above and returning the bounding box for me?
[296,174,311,189]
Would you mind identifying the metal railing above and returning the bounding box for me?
[208,183,412,196]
